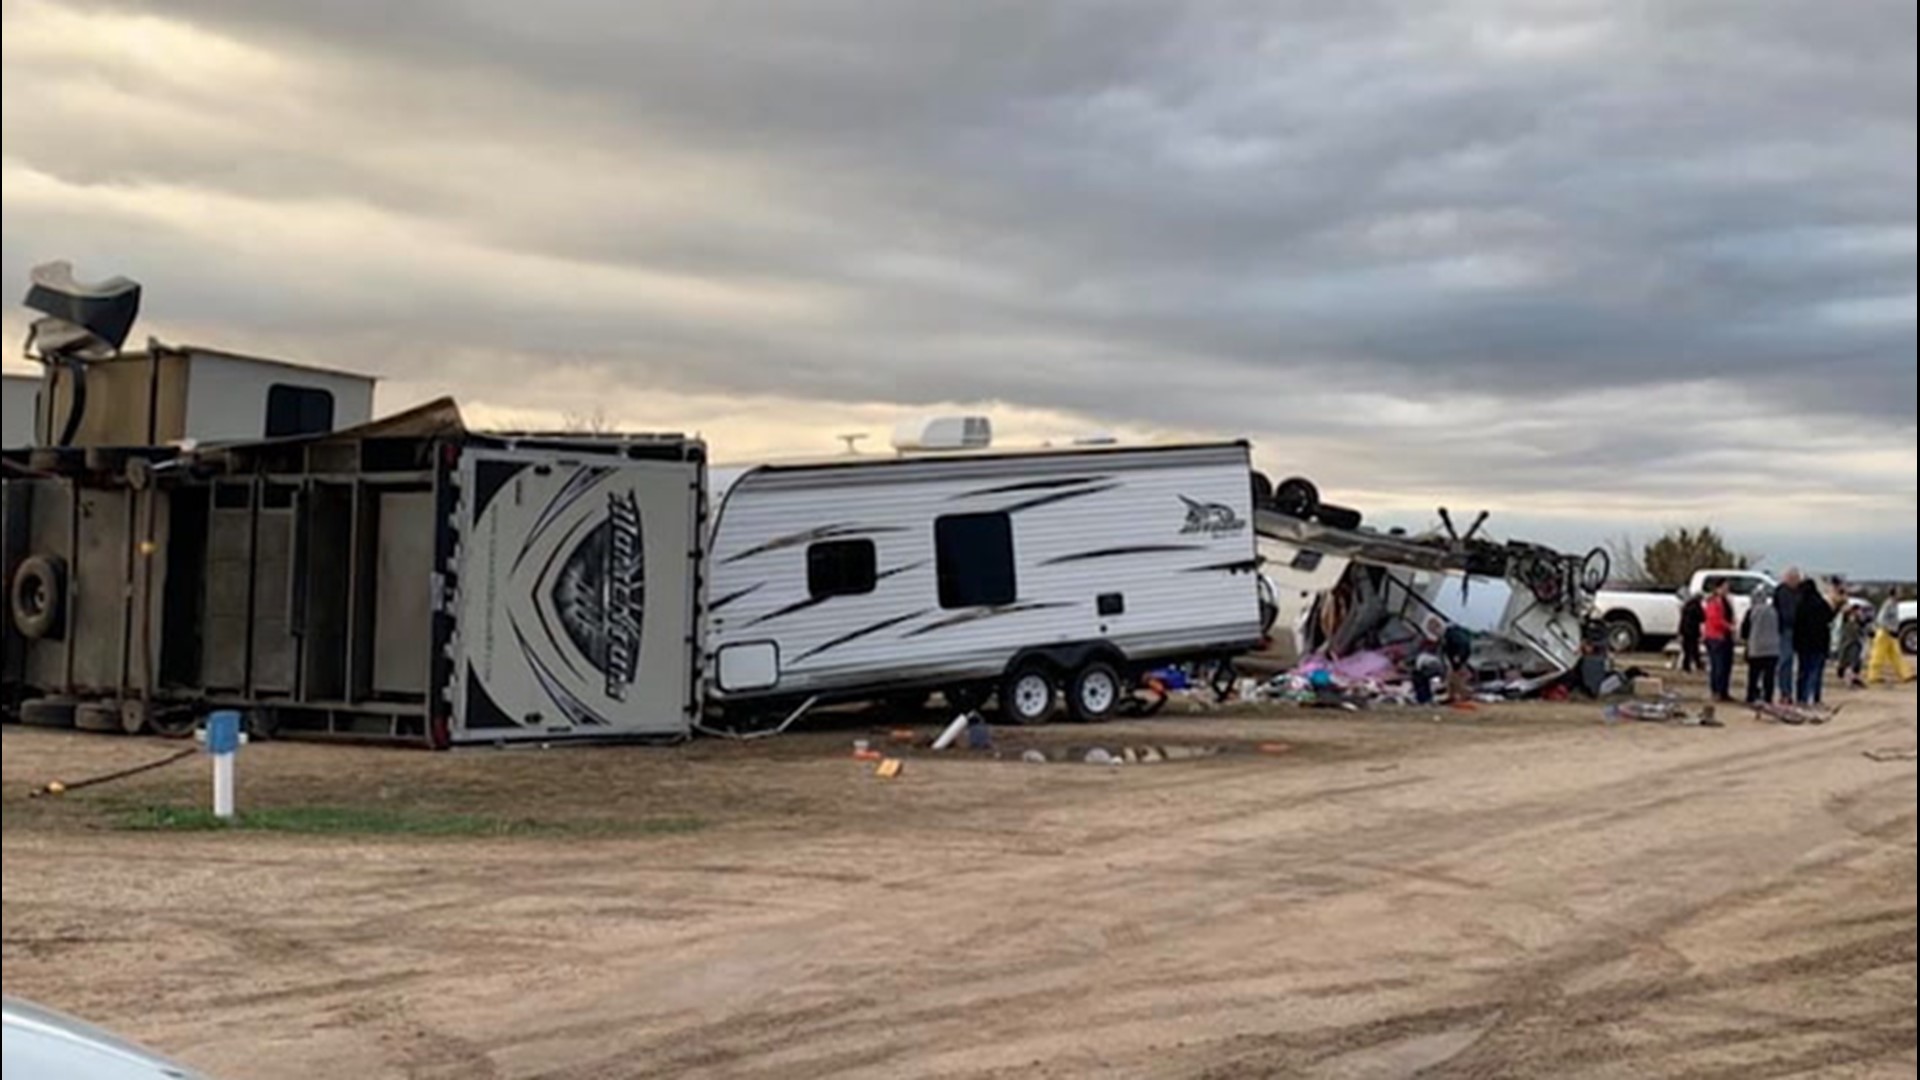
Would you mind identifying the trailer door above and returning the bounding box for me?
[452,449,701,742]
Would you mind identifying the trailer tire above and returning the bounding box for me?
[19,699,76,729]
[1067,662,1124,724]
[1316,504,1364,531]
[1605,616,1644,655]
[74,702,123,734]
[11,555,67,641]
[1000,663,1057,726]
[1249,471,1275,511]
[1273,478,1320,521]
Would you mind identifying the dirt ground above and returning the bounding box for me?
[3,681,1915,1080]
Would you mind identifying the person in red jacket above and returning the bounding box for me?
[1702,579,1738,703]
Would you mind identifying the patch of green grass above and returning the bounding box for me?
[114,804,709,838]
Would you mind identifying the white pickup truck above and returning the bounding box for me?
[1596,569,1778,654]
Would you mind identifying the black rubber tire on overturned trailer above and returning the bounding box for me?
[19,699,77,729]
[1067,661,1124,724]
[10,555,68,641]
[74,702,124,734]
[1273,477,1321,521]
[1000,663,1058,726]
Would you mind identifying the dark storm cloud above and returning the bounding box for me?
[3,0,1915,568]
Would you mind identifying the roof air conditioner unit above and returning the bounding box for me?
[891,415,992,453]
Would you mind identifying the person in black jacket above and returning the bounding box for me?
[1774,568,1804,703]
[1678,593,1706,673]
[1792,579,1835,706]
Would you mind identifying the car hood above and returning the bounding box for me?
[2,997,207,1079]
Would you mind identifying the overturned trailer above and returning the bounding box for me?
[2,402,708,745]
[1256,506,1608,694]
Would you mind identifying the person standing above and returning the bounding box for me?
[1834,586,1868,690]
[1793,578,1836,706]
[1678,593,1706,673]
[1867,592,1916,685]
[1702,579,1737,703]
[1742,585,1782,705]
[1774,568,1804,703]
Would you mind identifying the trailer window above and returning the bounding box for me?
[265,384,336,438]
[935,513,1016,608]
[808,539,878,599]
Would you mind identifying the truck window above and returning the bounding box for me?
[807,539,877,600]
[935,513,1016,608]
[265,385,336,438]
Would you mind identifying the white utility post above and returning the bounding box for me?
[203,710,244,820]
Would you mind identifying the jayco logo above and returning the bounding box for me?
[603,491,646,700]
[1179,496,1247,537]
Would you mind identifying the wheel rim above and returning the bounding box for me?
[1080,671,1117,715]
[1609,625,1636,652]
[1013,674,1051,718]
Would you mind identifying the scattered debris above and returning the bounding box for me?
[1257,504,1609,710]
[931,714,973,752]
[1021,750,1049,765]
[1752,703,1840,727]
[875,758,904,780]
[1084,748,1118,766]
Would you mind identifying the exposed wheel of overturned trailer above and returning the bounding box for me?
[18,699,77,729]
[74,702,124,734]
[1000,663,1058,726]
[1067,661,1124,724]
[1605,617,1644,655]
[10,555,68,641]
[1273,477,1321,521]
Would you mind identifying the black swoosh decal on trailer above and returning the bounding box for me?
[738,563,924,628]
[999,482,1123,514]
[513,623,611,727]
[471,460,529,522]
[795,610,932,662]
[513,466,613,574]
[746,593,833,628]
[721,523,908,564]
[708,583,766,612]
[527,515,598,682]
[953,475,1113,499]
[1042,544,1205,566]
[1184,558,1263,573]
[903,602,1075,637]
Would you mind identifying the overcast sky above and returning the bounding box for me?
[2,0,1914,574]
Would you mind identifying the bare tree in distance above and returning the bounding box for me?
[1638,526,1759,589]
[561,407,615,436]
[1605,534,1650,587]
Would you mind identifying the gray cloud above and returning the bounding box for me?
[3,0,1915,571]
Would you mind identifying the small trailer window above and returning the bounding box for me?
[808,539,878,599]
[935,513,1016,608]
[265,385,336,438]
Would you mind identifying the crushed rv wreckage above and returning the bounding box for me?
[1254,500,1613,707]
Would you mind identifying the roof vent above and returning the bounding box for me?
[891,415,992,453]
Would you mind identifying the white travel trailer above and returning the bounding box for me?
[704,440,1266,725]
